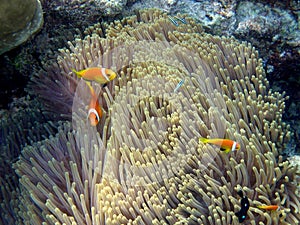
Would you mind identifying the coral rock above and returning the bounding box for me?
[0,0,43,55]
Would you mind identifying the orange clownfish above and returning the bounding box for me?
[86,82,102,126]
[72,67,117,85]
[257,205,280,211]
[199,137,240,153]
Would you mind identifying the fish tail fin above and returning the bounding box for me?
[199,137,208,144]
[237,190,244,198]
[72,69,81,78]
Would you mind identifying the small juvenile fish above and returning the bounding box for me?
[235,190,250,223]
[168,15,187,26]
[199,137,240,153]
[257,205,280,211]
[72,67,117,85]
[173,16,187,24]
[173,79,185,93]
[168,15,179,26]
[86,81,102,126]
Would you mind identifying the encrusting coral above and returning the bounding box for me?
[10,9,300,224]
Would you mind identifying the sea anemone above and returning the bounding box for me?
[12,9,300,224]
[0,98,59,224]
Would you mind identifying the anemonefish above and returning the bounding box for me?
[85,81,102,126]
[235,190,250,223]
[257,205,280,211]
[199,137,240,153]
[72,67,117,85]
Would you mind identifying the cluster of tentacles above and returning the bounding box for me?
[1,9,299,225]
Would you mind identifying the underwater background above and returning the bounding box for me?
[0,0,300,224]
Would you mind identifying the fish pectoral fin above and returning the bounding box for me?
[220,147,230,153]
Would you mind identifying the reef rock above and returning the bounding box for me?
[0,0,43,55]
